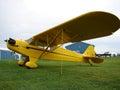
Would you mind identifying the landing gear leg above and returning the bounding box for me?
[25,57,38,69]
[88,59,93,66]
[18,56,29,66]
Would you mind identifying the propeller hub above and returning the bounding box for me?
[8,38,16,45]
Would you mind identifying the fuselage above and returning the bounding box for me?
[7,39,85,62]
[6,38,103,68]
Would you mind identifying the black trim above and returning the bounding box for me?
[26,46,80,59]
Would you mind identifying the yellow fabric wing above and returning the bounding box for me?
[27,11,120,46]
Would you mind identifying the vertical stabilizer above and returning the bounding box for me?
[83,45,103,63]
[83,45,95,57]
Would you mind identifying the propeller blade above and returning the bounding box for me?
[4,39,8,42]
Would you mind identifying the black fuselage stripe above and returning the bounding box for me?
[26,47,80,59]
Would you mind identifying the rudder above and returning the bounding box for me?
[83,45,103,63]
[83,45,95,57]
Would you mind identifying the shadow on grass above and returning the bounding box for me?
[38,62,100,69]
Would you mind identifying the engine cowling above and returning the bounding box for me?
[8,38,16,45]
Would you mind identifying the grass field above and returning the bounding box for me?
[0,57,120,90]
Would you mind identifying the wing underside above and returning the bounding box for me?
[26,11,120,47]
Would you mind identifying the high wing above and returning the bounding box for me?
[26,11,120,47]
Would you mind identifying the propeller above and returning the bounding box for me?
[4,39,8,42]
[4,38,16,45]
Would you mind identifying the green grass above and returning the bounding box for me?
[0,57,120,90]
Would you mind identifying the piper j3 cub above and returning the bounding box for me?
[5,11,120,69]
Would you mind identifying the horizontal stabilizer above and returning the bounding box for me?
[83,56,103,63]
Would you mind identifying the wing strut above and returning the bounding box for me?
[60,28,64,75]
[38,29,63,58]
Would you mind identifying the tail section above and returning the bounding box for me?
[65,42,103,64]
[83,45,103,63]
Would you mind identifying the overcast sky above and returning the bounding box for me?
[0,0,120,53]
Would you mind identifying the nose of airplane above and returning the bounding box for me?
[7,38,16,45]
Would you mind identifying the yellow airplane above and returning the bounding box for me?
[5,11,120,68]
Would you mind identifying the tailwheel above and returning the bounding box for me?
[88,59,93,66]
[88,62,93,66]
